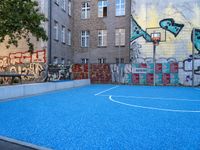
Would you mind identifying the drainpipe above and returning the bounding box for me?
[48,0,52,64]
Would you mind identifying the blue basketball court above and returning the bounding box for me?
[0,85,200,150]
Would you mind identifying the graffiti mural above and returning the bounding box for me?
[130,41,142,63]
[178,55,200,86]
[110,63,179,85]
[131,18,152,42]
[91,64,111,83]
[48,64,72,81]
[71,63,178,85]
[72,64,112,83]
[72,64,88,80]
[192,29,200,52]
[0,50,47,84]
[159,18,184,37]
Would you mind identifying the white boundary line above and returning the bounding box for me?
[109,96,200,113]
[94,86,119,96]
[98,94,200,102]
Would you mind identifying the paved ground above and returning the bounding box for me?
[0,139,37,150]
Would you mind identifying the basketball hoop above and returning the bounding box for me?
[151,32,161,46]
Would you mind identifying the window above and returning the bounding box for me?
[116,58,124,64]
[81,31,90,47]
[98,30,107,47]
[55,0,59,5]
[53,57,58,64]
[61,26,66,43]
[98,0,108,17]
[98,58,106,64]
[82,58,89,64]
[121,58,124,63]
[116,58,119,64]
[61,58,65,64]
[61,0,66,11]
[54,21,59,41]
[67,29,72,45]
[81,2,90,19]
[68,0,72,16]
[115,29,125,46]
[116,0,125,16]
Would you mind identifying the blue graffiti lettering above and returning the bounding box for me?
[159,18,184,37]
[131,17,152,42]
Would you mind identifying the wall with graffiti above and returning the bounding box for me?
[110,63,178,85]
[0,50,47,84]
[131,0,200,86]
[72,64,112,83]
[71,63,178,85]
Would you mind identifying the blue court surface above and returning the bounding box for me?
[0,84,200,150]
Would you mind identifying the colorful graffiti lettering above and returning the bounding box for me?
[192,29,200,52]
[0,50,47,85]
[159,18,184,37]
[71,63,179,85]
[131,18,152,42]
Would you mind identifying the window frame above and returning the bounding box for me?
[98,30,107,47]
[115,28,125,46]
[115,0,125,16]
[54,21,59,41]
[81,31,90,48]
[67,29,72,46]
[98,58,106,64]
[81,2,90,19]
[81,58,89,64]
[61,25,66,44]
[68,0,72,16]
[98,0,108,18]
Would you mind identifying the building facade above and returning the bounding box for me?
[73,0,131,64]
[49,0,73,64]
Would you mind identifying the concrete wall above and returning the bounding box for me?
[0,79,91,100]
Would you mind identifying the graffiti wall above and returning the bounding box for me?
[72,64,112,83]
[72,64,88,80]
[0,50,47,84]
[110,63,178,85]
[48,64,72,81]
[131,0,200,86]
[71,63,178,85]
[91,64,111,83]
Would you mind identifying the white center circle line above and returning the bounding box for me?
[109,96,200,113]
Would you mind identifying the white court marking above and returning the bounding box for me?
[109,96,200,113]
[95,86,119,96]
[98,94,200,102]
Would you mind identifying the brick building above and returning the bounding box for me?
[72,0,131,64]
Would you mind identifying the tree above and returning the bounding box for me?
[0,0,48,52]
